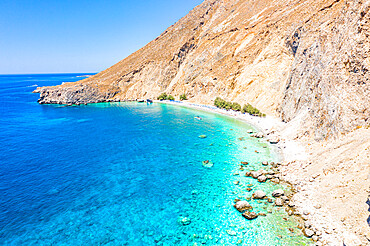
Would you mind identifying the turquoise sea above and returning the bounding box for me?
[0,74,311,245]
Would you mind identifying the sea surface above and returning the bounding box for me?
[0,74,311,245]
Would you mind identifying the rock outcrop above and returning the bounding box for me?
[34,0,369,139]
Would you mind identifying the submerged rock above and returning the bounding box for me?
[258,175,267,182]
[226,230,237,236]
[178,217,191,226]
[242,211,258,220]
[252,190,266,199]
[234,201,252,212]
[251,169,265,179]
[202,160,214,168]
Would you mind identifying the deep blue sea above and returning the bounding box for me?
[0,74,311,245]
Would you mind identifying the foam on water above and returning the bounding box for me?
[0,74,311,245]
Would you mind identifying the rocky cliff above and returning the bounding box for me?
[34,0,369,140]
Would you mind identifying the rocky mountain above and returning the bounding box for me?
[35,0,369,140]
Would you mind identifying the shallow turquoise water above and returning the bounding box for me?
[0,74,311,245]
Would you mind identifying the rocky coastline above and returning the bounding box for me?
[157,100,370,246]
[33,97,368,244]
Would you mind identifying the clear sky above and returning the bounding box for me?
[0,0,204,74]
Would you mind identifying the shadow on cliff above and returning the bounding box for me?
[367,197,370,226]
[367,198,370,242]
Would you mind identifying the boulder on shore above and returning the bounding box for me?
[268,137,280,144]
[271,178,280,183]
[272,189,285,197]
[303,228,315,237]
[258,175,267,182]
[275,198,284,206]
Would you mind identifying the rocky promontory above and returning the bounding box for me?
[34,83,121,105]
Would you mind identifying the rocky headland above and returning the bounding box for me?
[34,0,370,245]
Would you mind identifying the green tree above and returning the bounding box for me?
[214,97,226,108]
[224,101,232,110]
[231,102,241,111]
[157,93,168,100]
[180,94,187,101]
[167,95,175,101]
[242,104,263,116]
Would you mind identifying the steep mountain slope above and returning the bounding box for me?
[35,0,369,140]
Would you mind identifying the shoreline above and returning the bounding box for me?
[156,100,307,163]
[35,98,369,245]
[156,100,369,246]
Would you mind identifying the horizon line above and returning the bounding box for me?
[0,72,98,76]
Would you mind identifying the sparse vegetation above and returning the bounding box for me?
[157,93,175,101]
[241,104,265,117]
[214,97,264,117]
[157,93,168,100]
[214,97,227,108]
[232,102,241,111]
[180,94,187,101]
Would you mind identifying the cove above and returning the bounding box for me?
[0,74,311,245]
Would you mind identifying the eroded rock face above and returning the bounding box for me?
[34,0,370,139]
[280,0,370,139]
[35,84,121,105]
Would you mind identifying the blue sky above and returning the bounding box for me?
[0,0,203,74]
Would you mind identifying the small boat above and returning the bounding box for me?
[137,99,145,103]
[146,99,153,103]
[194,116,202,120]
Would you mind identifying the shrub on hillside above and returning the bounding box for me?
[167,95,175,101]
[214,97,264,116]
[214,97,226,108]
[224,101,233,110]
[231,102,241,111]
[241,104,265,117]
[180,94,187,101]
[158,93,168,100]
